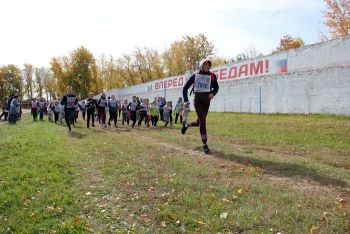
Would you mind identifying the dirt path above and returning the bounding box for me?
[115,127,350,202]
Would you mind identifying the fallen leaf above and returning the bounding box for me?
[47,206,63,213]
[140,213,151,223]
[72,217,81,223]
[338,199,347,209]
[216,202,223,207]
[85,192,92,196]
[85,227,94,232]
[220,213,228,219]
[147,186,154,192]
[197,220,205,225]
[207,186,215,192]
[161,193,170,202]
[237,188,243,194]
[160,221,166,228]
[310,224,319,233]
[320,211,328,221]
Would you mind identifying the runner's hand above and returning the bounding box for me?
[208,93,214,100]
[184,102,190,108]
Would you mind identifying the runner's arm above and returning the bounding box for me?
[211,74,219,96]
[182,75,195,103]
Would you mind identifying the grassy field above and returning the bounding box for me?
[0,112,349,233]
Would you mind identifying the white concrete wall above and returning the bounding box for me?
[99,36,350,115]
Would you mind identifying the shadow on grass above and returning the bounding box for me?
[210,150,349,188]
[134,127,167,132]
[103,126,131,132]
[68,131,87,139]
[72,125,84,129]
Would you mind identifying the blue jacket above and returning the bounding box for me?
[6,97,13,111]
[10,98,19,115]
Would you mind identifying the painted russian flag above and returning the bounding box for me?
[277,59,288,73]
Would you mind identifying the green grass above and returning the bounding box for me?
[0,118,86,233]
[0,112,349,233]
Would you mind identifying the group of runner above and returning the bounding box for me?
[1,58,219,153]
[61,58,219,153]
[0,94,22,124]
[28,88,190,131]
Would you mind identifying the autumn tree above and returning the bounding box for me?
[42,69,56,100]
[50,57,65,96]
[321,0,350,40]
[0,65,23,99]
[148,49,165,80]
[23,63,35,99]
[97,54,107,92]
[118,54,138,87]
[133,47,165,83]
[235,47,263,61]
[0,67,8,100]
[273,35,305,53]
[211,57,231,67]
[70,46,98,98]
[103,55,121,90]
[50,47,99,99]
[47,34,220,91]
[35,67,45,98]
[164,34,215,76]
[163,40,187,76]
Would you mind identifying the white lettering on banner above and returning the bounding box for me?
[149,55,288,92]
[194,74,211,93]
[154,75,186,90]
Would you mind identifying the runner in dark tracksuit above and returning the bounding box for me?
[53,100,60,123]
[181,58,219,154]
[85,93,98,128]
[38,98,47,121]
[121,99,130,125]
[108,95,119,127]
[98,93,108,127]
[0,97,9,121]
[138,99,149,127]
[128,95,140,128]
[31,98,39,121]
[60,86,78,131]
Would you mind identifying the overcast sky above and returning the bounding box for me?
[0,0,326,68]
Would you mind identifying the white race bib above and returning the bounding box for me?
[109,100,118,108]
[194,74,211,93]
[67,97,76,108]
[99,99,107,107]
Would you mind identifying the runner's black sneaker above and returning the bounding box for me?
[203,144,210,154]
[181,121,188,135]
